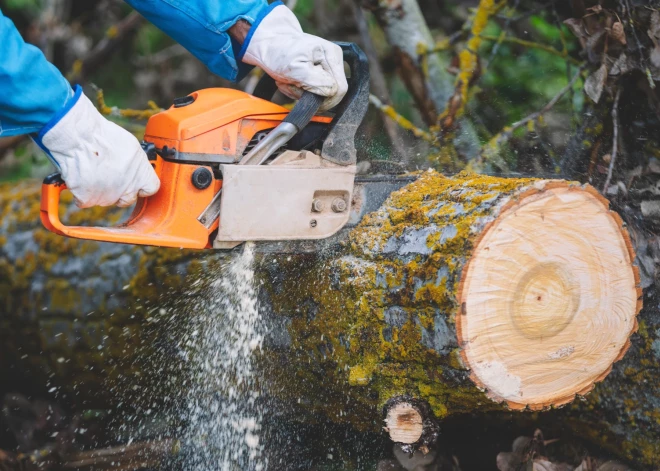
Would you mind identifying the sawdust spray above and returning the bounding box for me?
[177,242,266,470]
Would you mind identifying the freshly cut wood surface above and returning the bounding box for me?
[457,183,640,410]
[384,402,424,444]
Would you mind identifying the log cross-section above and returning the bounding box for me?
[456,183,640,409]
[346,172,641,413]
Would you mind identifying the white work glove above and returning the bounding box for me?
[35,86,160,208]
[241,4,348,111]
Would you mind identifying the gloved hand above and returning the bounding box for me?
[240,4,348,111]
[35,86,160,208]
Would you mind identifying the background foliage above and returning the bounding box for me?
[0,0,585,180]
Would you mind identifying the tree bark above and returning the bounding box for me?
[0,174,650,465]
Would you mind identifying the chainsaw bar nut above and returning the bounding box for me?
[331,198,347,213]
[192,167,213,190]
[312,199,325,212]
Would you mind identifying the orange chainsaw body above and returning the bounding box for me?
[41,42,370,249]
[40,89,331,249]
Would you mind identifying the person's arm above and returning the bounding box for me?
[124,0,269,82]
[125,0,347,109]
[0,9,159,208]
[228,19,251,44]
[0,10,73,137]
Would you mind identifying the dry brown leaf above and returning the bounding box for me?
[651,46,660,68]
[564,18,587,47]
[641,200,660,218]
[648,157,660,174]
[533,460,560,471]
[496,452,522,471]
[0,449,17,465]
[605,183,620,196]
[512,436,532,453]
[627,165,643,187]
[585,30,606,63]
[610,22,626,44]
[376,459,403,471]
[618,181,628,197]
[609,53,630,76]
[596,460,632,470]
[584,64,608,103]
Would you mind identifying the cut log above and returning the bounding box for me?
[334,173,639,410]
[456,183,640,409]
[0,172,649,465]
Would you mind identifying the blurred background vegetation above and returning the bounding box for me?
[0,0,587,181]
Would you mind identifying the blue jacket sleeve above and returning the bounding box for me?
[124,0,270,82]
[0,9,73,137]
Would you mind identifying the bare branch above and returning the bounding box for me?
[368,95,438,146]
[92,85,162,120]
[437,0,502,133]
[479,35,583,66]
[603,88,622,193]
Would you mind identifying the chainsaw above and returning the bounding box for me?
[40,43,375,250]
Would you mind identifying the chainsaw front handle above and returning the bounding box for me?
[251,42,370,166]
[283,92,325,130]
[239,91,324,166]
[40,173,68,236]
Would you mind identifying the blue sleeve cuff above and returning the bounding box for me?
[0,11,74,137]
[231,37,256,82]
[237,0,285,62]
[32,84,82,165]
[35,84,82,141]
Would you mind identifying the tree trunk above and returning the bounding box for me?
[361,0,481,159]
[0,173,648,464]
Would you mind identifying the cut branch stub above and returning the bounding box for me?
[384,402,424,444]
[382,396,439,452]
[457,183,641,410]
